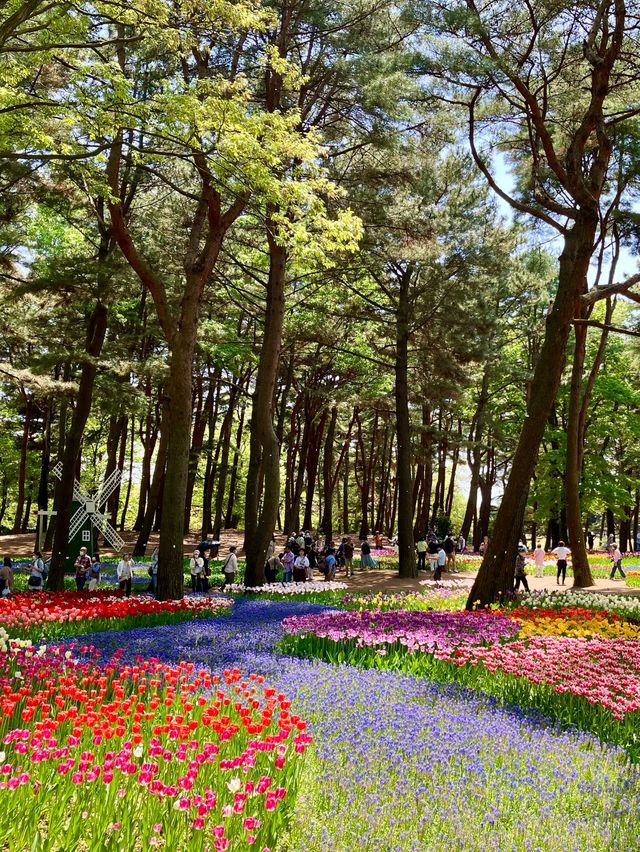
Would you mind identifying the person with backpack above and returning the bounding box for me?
[221,546,237,590]
[88,553,101,592]
[514,550,530,592]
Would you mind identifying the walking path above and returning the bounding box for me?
[76,597,638,851]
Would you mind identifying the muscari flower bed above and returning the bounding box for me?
[68,599,640,851]
[281,605,640,758]
[0,636,309,851]
[0,591,232,641]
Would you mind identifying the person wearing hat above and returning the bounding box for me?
[222,546,237,590]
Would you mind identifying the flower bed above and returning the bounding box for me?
[344,587,468,612]
[226,582,347,596]
[508,605,640,639]
[282,609,519,653]
[81,598,640,850]
[281,604,640,756]
[0,641,310,851]
[518,590,640,621]
[0,591,232,641]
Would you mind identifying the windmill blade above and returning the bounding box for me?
[96,469,122,508]
[72,482,90,503]
[68,505,88,540]
[91,514,124,552]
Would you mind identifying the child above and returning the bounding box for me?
[88,553,101,591]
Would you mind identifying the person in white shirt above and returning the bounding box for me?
[293,551,309,582]
[117,552,134,596]
[552,541,570,585]
[609,543,626,580]
[533,543,546,578]
[221,546,237,590]
[189,549,205,593]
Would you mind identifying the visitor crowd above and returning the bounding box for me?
[1,523,636,598]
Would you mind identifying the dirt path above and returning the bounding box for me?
[3,530,638,596]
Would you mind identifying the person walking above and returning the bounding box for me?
[433,545,446,582]
[457,533,466,554]
[74,547,91,591]
[266,535,276,561]
[282,545,295,583]
[221,546,237,590]
[514,550,530,593]
[587,530,595,552]
[552,540,571,586]
[189,549,205,593]
[265,553,282,583]
[360,538,377,570]
[293,549,309,582]
[117,552,134,596]
[343,539,354,577]
[533,543,546,578]
[444,535,456,572]
[324,547,337,580]
[609,543,626,580]
[0,557,14,596]
[28,551,46,591]
[88,553,101,592]
[416,536,428,571]
[150,547,159,596]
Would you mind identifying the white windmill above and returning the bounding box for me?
[52,462,125,552]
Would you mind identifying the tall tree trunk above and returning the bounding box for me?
[49,301,108,589]
[302,412,326,532]
[13,395,33,533]
[213,387,239,538]
[395,270,416,578]
[119,415,135,530]
[468,215,597,608]
[224,402,246,529]
[565,322,594,585]
[342,446,350,534]
[156,302,201,600]
[320,406,338,544]
[200,369,223,538]
[244,222,286,585]
[133,421,168,556]
[183,375,206,534]
[21,477,34,532]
